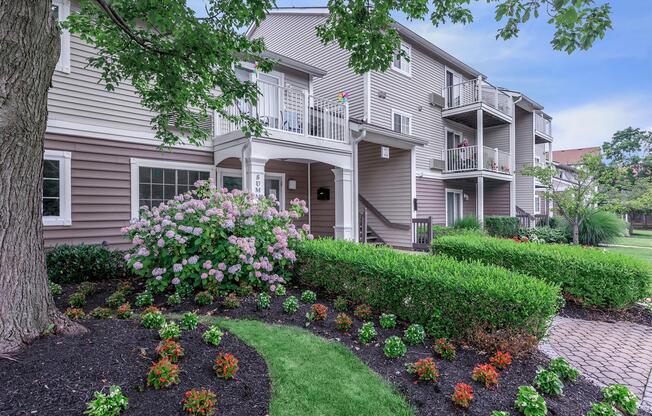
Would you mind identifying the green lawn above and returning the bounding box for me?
[605,245,652,264]
[209,318,413,416]
[608,229,652,264]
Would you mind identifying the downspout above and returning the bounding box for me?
[352,130,366,243]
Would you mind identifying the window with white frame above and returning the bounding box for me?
[392,110,412,135]
[52,0,71,73]
[217,168,285,208]
[535,195,542,214]
[43,150,72,226]
[130,159,215,218]
[391,43,411,76]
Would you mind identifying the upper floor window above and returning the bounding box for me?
[392,43,411,76]
[535,195,542,214]
[392,110,412,135]
[52,0,71,73]
[43,150,72,226]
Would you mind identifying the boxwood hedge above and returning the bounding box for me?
[431,235,652,309]
[295,240,561,344]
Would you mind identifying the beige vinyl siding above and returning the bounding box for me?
[358,142,412,247]
[484,180,511,216]
[251,14,365,119]
[416,177,445,225]
[43,134,214,249]
[484,125,510,153]
[309,163,336,237]
[282,67,311,90]
[514,107,535,213]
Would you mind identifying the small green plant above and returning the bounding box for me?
[236,283,253,297]
[78,281,98,296]
[514,386,547,416]
[166,292,182,306]
[146,358,180,389]
[141,311,166,329]
[586,402,620,416]
[282,296,299,314]
[106,291,126,309]
[383,336,407,358]
[602,384,639,416]
[534,368,564,396]
[379,313,396,329]
[257,292,271,310]
[46,243,126,284]
[64,307,86,320]
[134,290,154,307]
[451,383,474,408]
[159,321,181,340]
[202,325,224,346]
[334,296,348,312]
[194,290,214,306]
[404,324,426,345]
[89,307,112,319]
[357,322,377,344]
[214,352,239,380]
[300,290,317,303]
[182,388,217,416]
[548,357,580,382]
[306,303,328,322]
[490,412,511,416]
[406,358,439,383]
[155,339,184,363]
[48,280,63,296]
[353,304,372,320]
[68,291,87,308]
[115,303,133,319]
[433,338,456,360]
[180,312,199,330]
[116,281,134,296]
[84,385,128,416]
[335,313,353,332]
[222,293,240,309]
[472,364,500,389]
[273,284,286,296]
[453,216,481,230]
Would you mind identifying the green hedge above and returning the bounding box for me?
[295,240,561,343]
[485,216,520,238]
[46,244,126,284]
[431,235,652,309]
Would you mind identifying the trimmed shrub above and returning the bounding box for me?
[453,216,481,230]
[432,234,651,308]
[46,244,126,284]
[519,226,570,244]
[485,216,520,238]
[296,240,560,345]
[572,210,627,246]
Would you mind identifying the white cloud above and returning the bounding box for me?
[552,96,652,150]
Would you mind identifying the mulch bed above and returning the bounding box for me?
[46,278,633,416]
[0,318,270,416]
[560,300,652,328]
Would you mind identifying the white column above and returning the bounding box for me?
[477,109,484,170]
[332,167,354,240]
[244,157,267,198]
[509,101,516,217]
[477,176,484,224]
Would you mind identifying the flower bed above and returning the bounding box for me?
[295,239,561,347]
[431,234,652,309]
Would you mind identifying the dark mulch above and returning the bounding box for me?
[0,319,270,416]
[560,300,652,327]
[48,279,650,416]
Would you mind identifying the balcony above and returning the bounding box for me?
[441,78,512,126]
[535,113,553,142]
[442,145,512,175]
[216,80,349,143]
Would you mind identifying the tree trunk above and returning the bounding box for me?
[572,222,580,245]
[0,0,86,356]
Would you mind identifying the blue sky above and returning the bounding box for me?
[191,0,652,150]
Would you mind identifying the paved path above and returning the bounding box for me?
[540,316,652,412]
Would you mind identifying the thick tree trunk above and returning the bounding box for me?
[572,222,580,245]
[0,0,86,355]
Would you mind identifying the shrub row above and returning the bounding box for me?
[431,234,652,309]
[295,239,561,345]
[484,216,520,238]
[46,244,126,284]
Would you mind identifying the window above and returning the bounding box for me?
[446,129,463,149]
[391,43,411,76]
[445,69,463,107]
[43,150,72,226]
[445,189,463,226]
[52,0,70,73]
[535,195,542,214]
[217,168,285,208]
[130,159,215,218]
[392,110,411,135]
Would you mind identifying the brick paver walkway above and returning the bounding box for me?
[540,316,652,412]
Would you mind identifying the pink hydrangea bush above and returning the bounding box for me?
[122,179,312,293]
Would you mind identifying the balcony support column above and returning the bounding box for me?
[332,167,354,240]
[477,176,484,224]
[476,109,484,170]
[509,100,516,216]
[243,156,268,198]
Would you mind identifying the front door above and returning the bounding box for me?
[446,189,463,226]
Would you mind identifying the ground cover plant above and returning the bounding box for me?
[433,338,457,360]
[379,313,397,329]
[406,358,439,383]
[432,234,651,308]
[182,388,218,416]
[84,385,129,416]
[296,239,561,348]
[214,352,239,380]
[514,386,547,416]
[383,336,407,358]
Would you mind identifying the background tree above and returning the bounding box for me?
[0,0,614,354]
[522,154,603,244]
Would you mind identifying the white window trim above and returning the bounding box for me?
[391,109,412,135]
[535,195,542,214]
[216,167,286,209]
[130,158,216,219]
[391,42,411,77]
[445,188,464,227]
[444,127,464,149]
[43,149,72,226]
[52,0,71,74]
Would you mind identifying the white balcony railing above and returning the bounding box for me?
[217,80,349,143]
[535,113,552,137]
[442,78,512,118]
[443,145,512,174]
